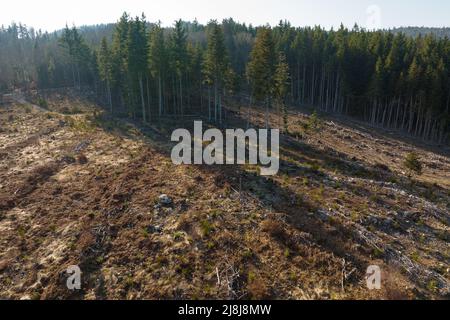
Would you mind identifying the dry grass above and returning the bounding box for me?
[0,93,448,300]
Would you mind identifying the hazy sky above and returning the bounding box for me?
[1,0,449,32]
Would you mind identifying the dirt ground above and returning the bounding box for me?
[0,93,448,300]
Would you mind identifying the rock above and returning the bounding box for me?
[399,211,421,222]
[147,225,163,234]
[158,194,173,206]
[30,280,43,291]
[366,215,379,225]
[77,154,88,165]
[61,155,76,164]
[37,272,49,285]
[74,140,91,153]
[374,163,391,172]
[178,199,189,212]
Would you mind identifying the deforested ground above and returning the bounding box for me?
[0,92,448,300]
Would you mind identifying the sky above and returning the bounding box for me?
[1,0,449,32]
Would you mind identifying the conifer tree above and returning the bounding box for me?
[170,20,188,116]
[274,52,290,132]
[112,12,131,109]
[247,26,276,128]
[203,20,229,124]
[59,25,92,89]
[98,37,113,113]
[126,16,148,122]
[149,22,166,117]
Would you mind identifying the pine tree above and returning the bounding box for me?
[170,20,188,117]
[247,26,276,128]
[274,52,290,132]
[126,16,148,122]
[98,37,113,113]
[203,20,229,124]
[112,12,131,110]
[59,25,92,90]
[149,22,166,117]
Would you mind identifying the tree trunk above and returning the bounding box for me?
[302,65,306,104]
[179,75,183,117]
[311,64,315,105]
[297,64,301,104]
[219,92,222,125]
[214,82,218,123]
[146,76,151,122]
[158,75,163,117]
[107,80,113,114]
[72,63,76,89]
[139,75,146,123]
[247,93,253,129]
[208,86,212,121]
[334,72,340,112]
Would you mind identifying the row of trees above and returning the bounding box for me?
[96,15,290,129]
[279,24,450,143]
[97,14,246,124]
[1,18,449,143]
[0,23,99,91]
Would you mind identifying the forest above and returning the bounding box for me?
[1,14,449,144]
[1,11,450,301]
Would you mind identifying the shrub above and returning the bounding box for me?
[37,96,48,109]
[403,152,423,176]
[173,231,185,241]
[200,220,214,237]
[303,110,322,133]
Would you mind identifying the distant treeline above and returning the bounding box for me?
[0,17,449,143]
[392,27,450,39]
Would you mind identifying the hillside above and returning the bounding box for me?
[0,91,448,300]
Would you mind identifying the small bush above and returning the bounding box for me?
[403,152,423,176]
[37,96,48,109]
[173,231,185,241]
[427,280,438,293]
[200,220,214,237]
[303,111,322,133]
